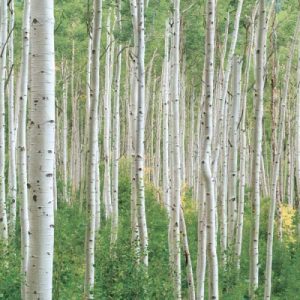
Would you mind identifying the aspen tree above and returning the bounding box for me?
[80,31,92,206]
[26,0,56,298]
[249,0,267,297]
[170,0,182,296]
[136,0,148,267]
[129,0,140,257]
[7,0,17,235]
[196,74,207,300]
[235,5,257,270]
[103,12,112,219]
[61,61,69,203]
[264,17,300,299]
[162,21,170,214]
[180,208,195,300]
[84,0,102,298]
[111,0,122,244]
[0,0,9,242]
[203,0,219,298]
[227,56,242,246]
[18,0,30,296]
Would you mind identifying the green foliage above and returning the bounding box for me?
[0,243,21,300]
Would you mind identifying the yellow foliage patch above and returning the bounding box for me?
[278,203,296,244]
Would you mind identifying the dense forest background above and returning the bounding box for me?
[1,0,300,299]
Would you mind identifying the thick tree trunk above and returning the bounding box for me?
[26,0,56,298]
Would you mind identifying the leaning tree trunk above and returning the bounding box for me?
[26,0,56,298]
[84,0,102,298]
[249,0,266,297]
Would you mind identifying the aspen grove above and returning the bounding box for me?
[2,0,300,299]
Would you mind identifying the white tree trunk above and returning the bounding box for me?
[249,0,266,297]
[162,20,170,215]
[203,0,219,298]
[136,0,149,267]
[111,1,122,245]
[26,0,55,298]
[84,0,102,298]
[61,61,69,203]
[235,5,257,270]
[0,0,9,242]
[264,16,299,299]
[18,0,31,297]
[103,12,112,219]
[170,0,182,297]
[7,0,17,235]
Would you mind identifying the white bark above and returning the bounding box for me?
[0,0,9,242]
[136,0,148,267]
[84,0,102,298]
[170,0,182,297]
[26,0,56,298]
[264,16,299,299]
[61,61,69,203]
[249,0,266,297]
[111,1,122,245]
[18,0,30,297]
[227,56,242,246]
[203,0,218,298]
[162,21,170,215]
[103,12,112,219]
[7,0,17,235]
[235,5,257,270]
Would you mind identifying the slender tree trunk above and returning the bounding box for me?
[111,0,122,245]
[103,12,112,220]
[170,0,182,297]
[203,0,219,298]
[26,0,56,298]
[227,56,242,247]
[0,0,9,242]
[162,20,170,215]
[7,0,17,236]
[62,61,69,203]
[84,0,102,298]
[264,16,299,299]
[235,5,257,270]
[18,0,30,297]
[249,0,266,297]
[135,0,148,267]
